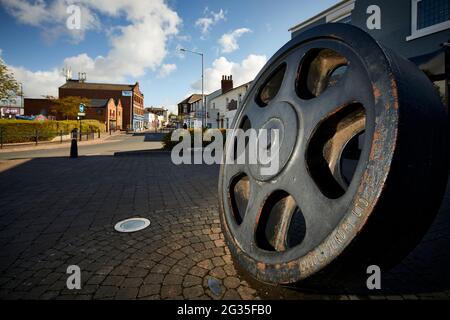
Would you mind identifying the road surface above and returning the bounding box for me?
[0,133,163,160]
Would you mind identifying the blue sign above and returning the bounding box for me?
[79,103,85,113]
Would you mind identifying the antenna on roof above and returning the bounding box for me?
[78,72,87,83]
[62,67,72,81]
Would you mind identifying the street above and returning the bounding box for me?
[0,133,164,160]
[0,139,449,300]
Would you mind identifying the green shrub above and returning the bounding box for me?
[0,119,106,144]
[162,128,227,150]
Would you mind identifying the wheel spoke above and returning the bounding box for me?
[302,59,371,135]
[239,178,272,251]
[276,153,347,255]
[269,195,297,252]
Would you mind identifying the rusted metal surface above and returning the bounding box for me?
[218,23,449,285]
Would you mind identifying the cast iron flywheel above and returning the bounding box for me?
[218,23,448,285]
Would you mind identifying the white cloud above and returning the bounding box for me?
[195,8,226,38]
[0,0,100,43]
[191,54,267,93]
[158,64,177,79]
[1,0,182,97]
[218,28,252,53]
[0,46,62,98]
[8,65,65,98]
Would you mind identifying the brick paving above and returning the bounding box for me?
[0,153,449,300]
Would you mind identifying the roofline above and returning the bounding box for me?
[59,81,137,88]
[63,80,136,86]
[178,94,204,105]
[232,81,252,91]
[288,0,354,33]
[212,81,252,99]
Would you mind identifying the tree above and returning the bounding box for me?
[49,96,91,120]
[0,58,20,102]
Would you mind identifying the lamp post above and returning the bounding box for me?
[179,48,205,128]
[20,83,23,115]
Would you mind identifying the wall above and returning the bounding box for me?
[116,101,123,130]
[209,84,250,129]
[24,99,54,117]
[132,84,145,130]
[59,87,133,129]
[85,106,106,128]
[351,0,449,58]
[292,0,449,59]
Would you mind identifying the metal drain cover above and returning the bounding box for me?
[114,218,150,233]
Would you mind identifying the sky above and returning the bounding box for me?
[0,0,340,113]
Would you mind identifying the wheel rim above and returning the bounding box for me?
[219,24,448,284]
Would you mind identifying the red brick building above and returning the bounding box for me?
[85,98,123,131]
[59,80,144,131]
[23,98,55,118]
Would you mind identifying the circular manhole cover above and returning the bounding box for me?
[114,218,150,233]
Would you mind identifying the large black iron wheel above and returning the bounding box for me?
[218,23,449,285]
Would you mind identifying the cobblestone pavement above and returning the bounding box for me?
[0,153,449,300]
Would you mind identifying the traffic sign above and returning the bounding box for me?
[79,103,85,113]
[78,112,85,117]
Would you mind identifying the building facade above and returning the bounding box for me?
[289,0,449,110]
[1,94,23,118]
[143,107,167,130]
[24,98,54,118]
[85,98,123,131]
[207,75,251,129]
[24,97,122,130]
[59,79,144,131]
[177,94,205,128]
[146,107,168,125]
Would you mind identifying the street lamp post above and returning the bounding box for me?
[20,83,23,112]
[179,48,205,128]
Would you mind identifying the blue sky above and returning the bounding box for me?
[0,0,340,113]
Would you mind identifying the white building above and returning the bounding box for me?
[207,75,251,129]
[144,107,167,130]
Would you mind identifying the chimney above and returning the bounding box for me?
[221,75,233,94]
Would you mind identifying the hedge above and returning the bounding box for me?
[163,128,227,150]
[0,119,106,144]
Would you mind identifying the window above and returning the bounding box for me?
[418,0,449,29]
[408,0,450,41]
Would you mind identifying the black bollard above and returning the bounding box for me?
[70,138,78,158]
